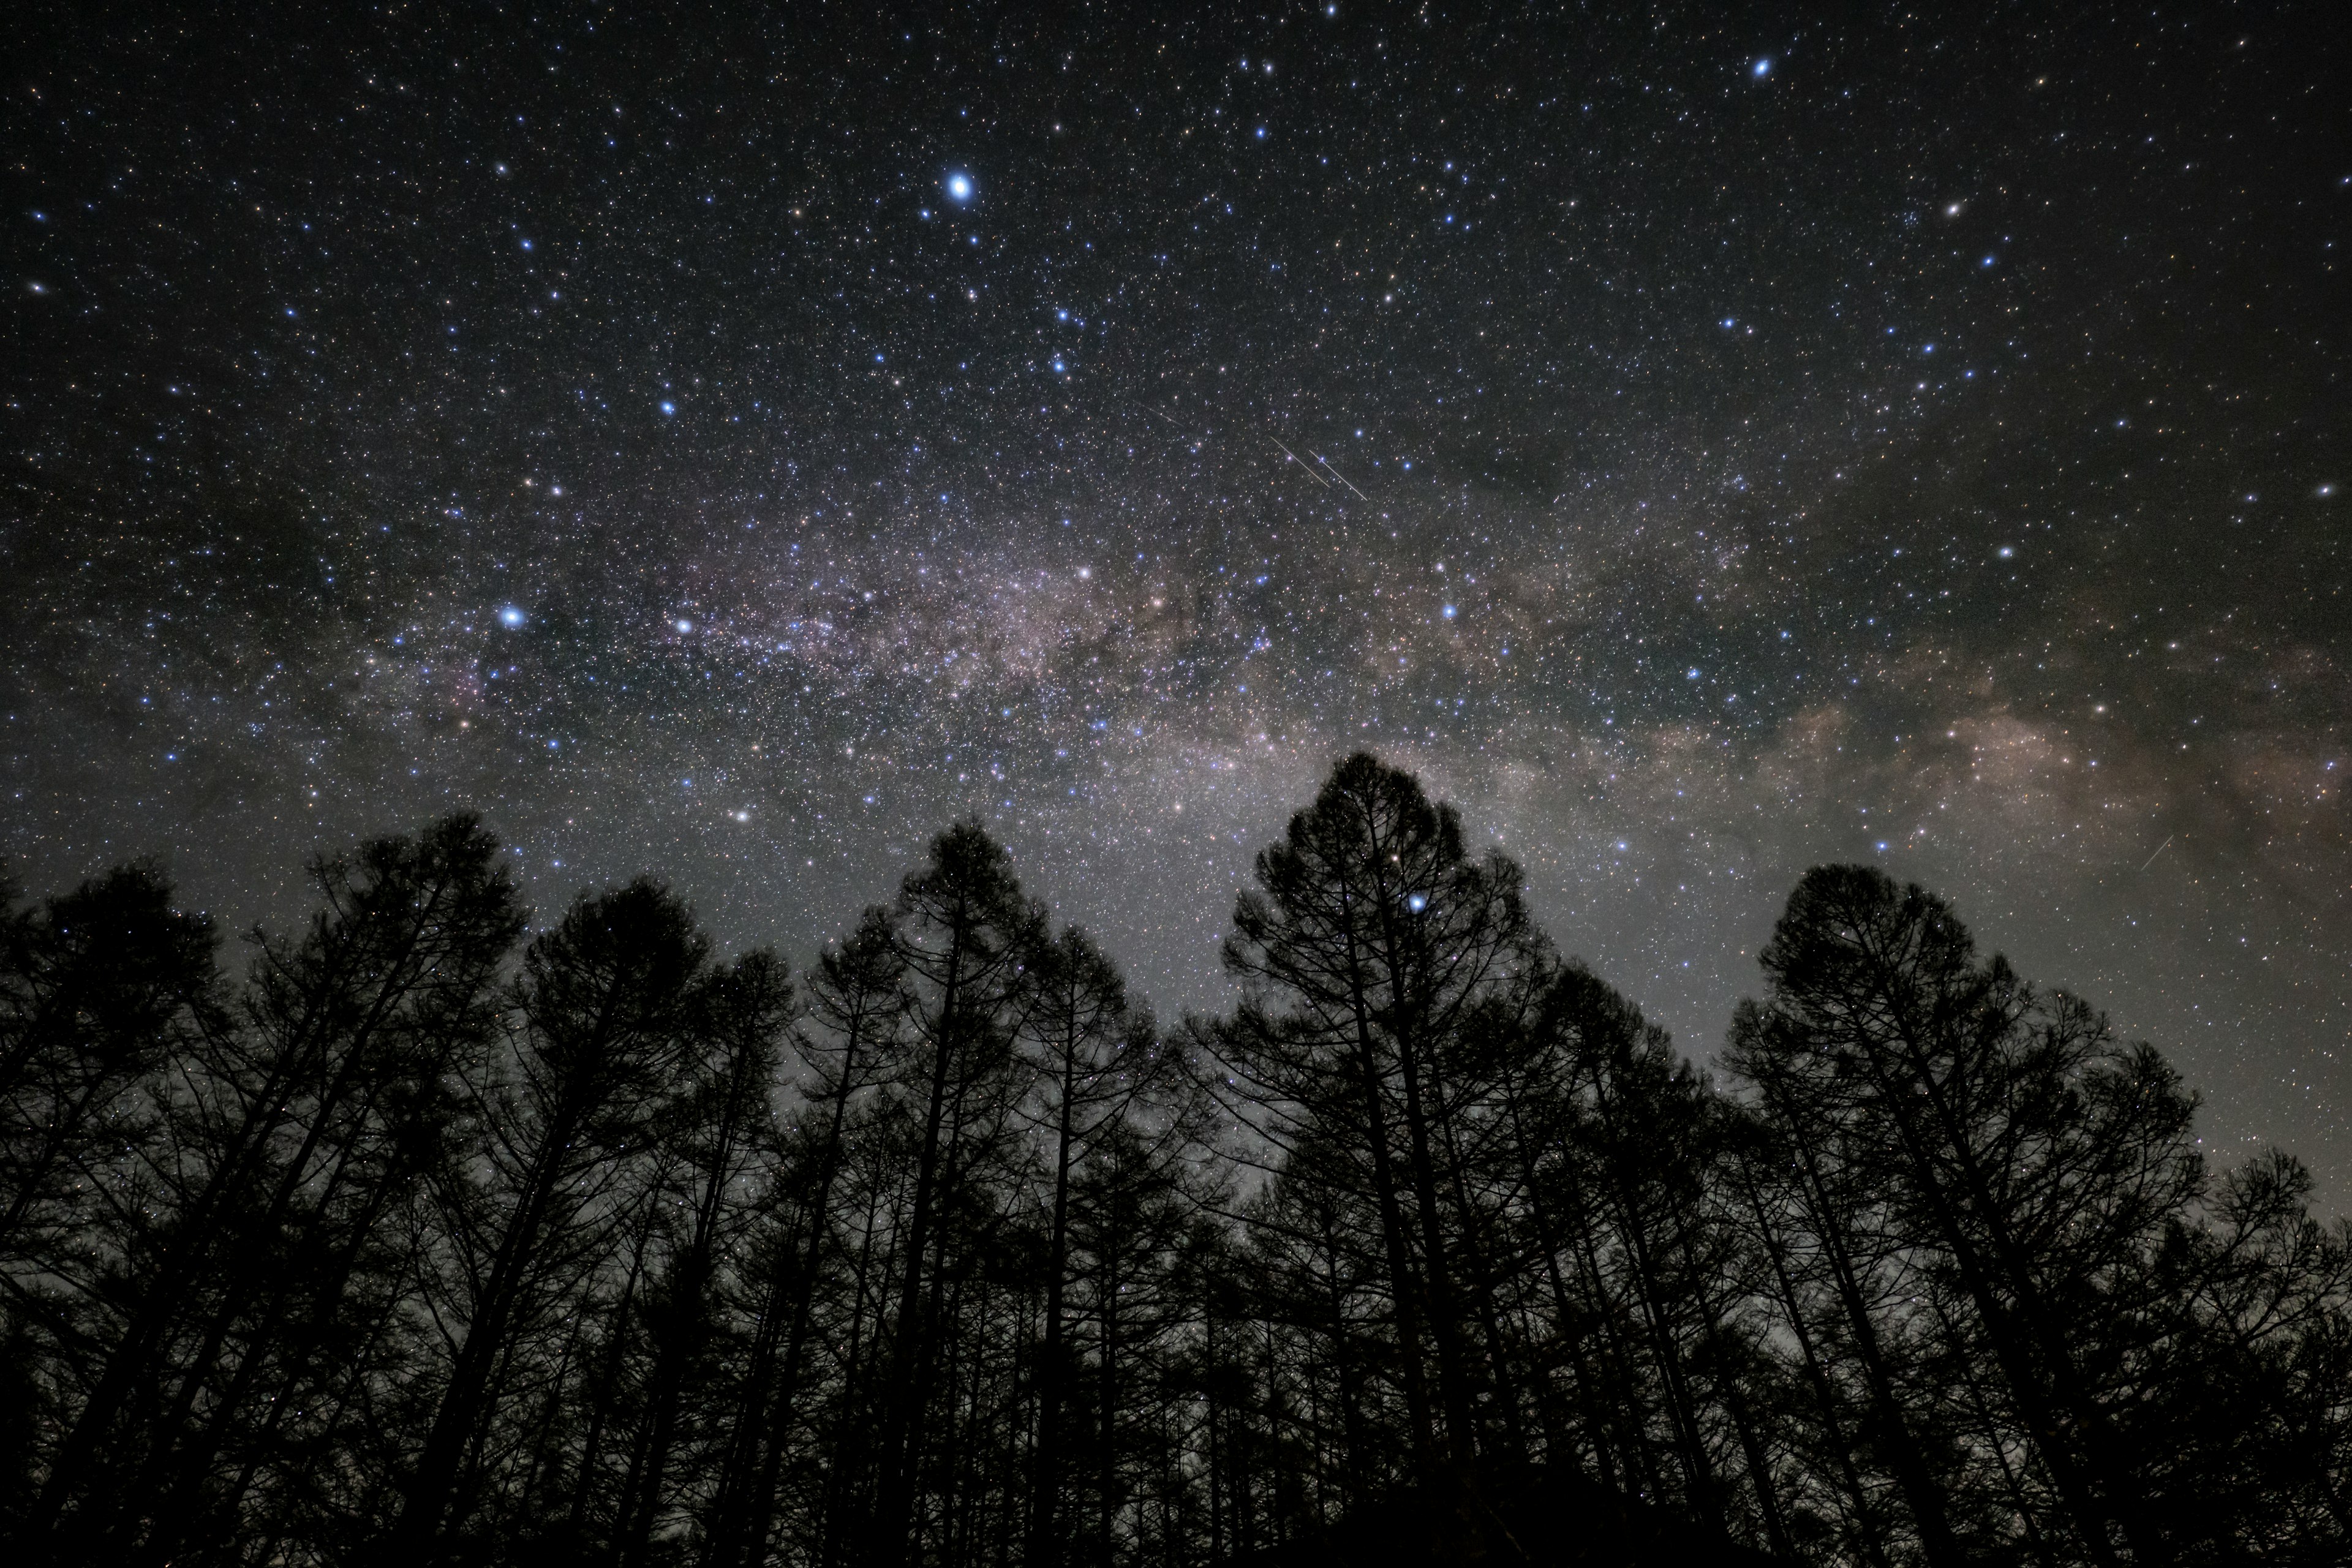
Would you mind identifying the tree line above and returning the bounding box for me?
[2,753,2345,1567]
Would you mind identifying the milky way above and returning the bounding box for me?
[7,7,2346,1199]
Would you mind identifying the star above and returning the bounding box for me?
[10,0,2343,1224]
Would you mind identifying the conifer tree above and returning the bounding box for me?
[384,878,704,1562]
[1213,753,1545,1561]
[5,767,2346,1568]
[703,908,903,1568]
[864,821,1041,1568]
[613,949,796,1565]
[1019,923,1157,1568]
[129,816,524,1564]
[1731,865,2248,1566]
[0,862,219,1550]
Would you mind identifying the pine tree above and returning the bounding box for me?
[130,815,524,1564]
[0,862,219,1550]
[703,908,904,1568]
[7,767,2347,1568]
[1019,922,1158,1568]
[613,948,796,1565]
[22,820,526,1564]
[1213,753,1546,1562]
[1732,864,2198,1566]
[0,863,218,1259]
[383,878,705,1563]
[864,821,1040,1568]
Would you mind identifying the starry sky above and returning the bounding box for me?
[6,6,2347,1202]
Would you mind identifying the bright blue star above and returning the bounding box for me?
[946,172,973,203]
[499,606,527,628]
[660,400,676,415]
[1753,58,1772,77]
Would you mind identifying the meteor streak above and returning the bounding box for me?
[1268,435,1330,486]
[1313,453,1369,500]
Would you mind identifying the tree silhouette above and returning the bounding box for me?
[1019,922,1161,1568]
[385,876,704,1562]
[1727,864,2350,1566]
[3,774,2347,1568]
[1212,753,1553,1561]
[862,821,1041,1568]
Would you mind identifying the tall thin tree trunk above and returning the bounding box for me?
[1027,1031,1084,1568]
[1732,1155,1891,1568]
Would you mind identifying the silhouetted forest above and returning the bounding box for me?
[3,755,2346,1567]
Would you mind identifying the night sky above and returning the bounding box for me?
[7,7,2346,1200]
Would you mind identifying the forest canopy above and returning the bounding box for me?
[2,754,2346,1567]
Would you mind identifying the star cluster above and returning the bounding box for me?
[6,6,2346,1197]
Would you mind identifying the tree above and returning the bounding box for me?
[20,820,527,1564]
[1019,923,1158,1568]
[863,821,1040,1568]
[0,862,219,1548]
[1472,958,1804,1549]
[1212,753,1545,1560]
[702,910,903,1568]
[612,949,796,1565]
[1730,865,2202,1566]
[7,772,2346,1568]
[127,815,525,1564]
[0,863,218,1259]
[2124,1147,2352,1560]
[384,878,705,1563]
